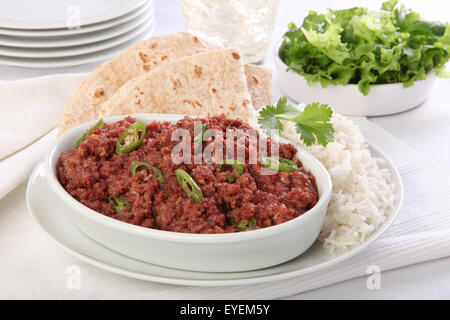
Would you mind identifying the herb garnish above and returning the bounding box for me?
[257,97,334,147]
[236,217,258,231]
[108,196,131,213]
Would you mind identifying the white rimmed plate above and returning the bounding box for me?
[0,1,152,37]
[0,0,147,30]
[0,11,154,58]
[26,138,403,286]
[0,20,154,68]
[0,7,153,48]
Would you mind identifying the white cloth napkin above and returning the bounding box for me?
[0,74,449,298]
[0,129,57,199]
[0,73,85,199]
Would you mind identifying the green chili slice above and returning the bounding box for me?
[218,159,244,182]
[279,157,298,167]
[261,157,298,172]
[192,123,208,144]
[236,217,258,231]
[116,120,146,154]
[131,161,163,186]
[108,196,130,213]
[175,169,202,203]
[75,118,104,147]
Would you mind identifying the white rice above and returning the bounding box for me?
[249,109,396,253]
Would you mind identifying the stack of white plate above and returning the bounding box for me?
[0,0,154,68]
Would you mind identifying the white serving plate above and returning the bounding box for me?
[0,12,153,58]
[0,9,153,49]
[0,1,152,38]
[274,43,436,116]
[0,21,154,68]
[0,0,147,30]
[26,121,403,285]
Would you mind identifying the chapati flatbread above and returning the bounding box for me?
[244,64,272,109]
[58,32,219,135]
[58,32,272,134]
[99,49,253,120]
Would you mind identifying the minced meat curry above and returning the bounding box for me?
[57,115,319,234]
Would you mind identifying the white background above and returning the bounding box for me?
[0,0,449,299]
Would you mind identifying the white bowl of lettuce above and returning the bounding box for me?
[274,0,449,116]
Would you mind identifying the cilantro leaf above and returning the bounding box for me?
[257,97,334,147]
[257,109,283,134]
[295,121,335,146]
[290,102,335,146]
[257,97,301,134]
[273,96,302,116]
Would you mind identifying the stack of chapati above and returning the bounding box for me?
[58,32,272,135]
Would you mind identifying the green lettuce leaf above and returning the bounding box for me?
[279,1,450,95]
